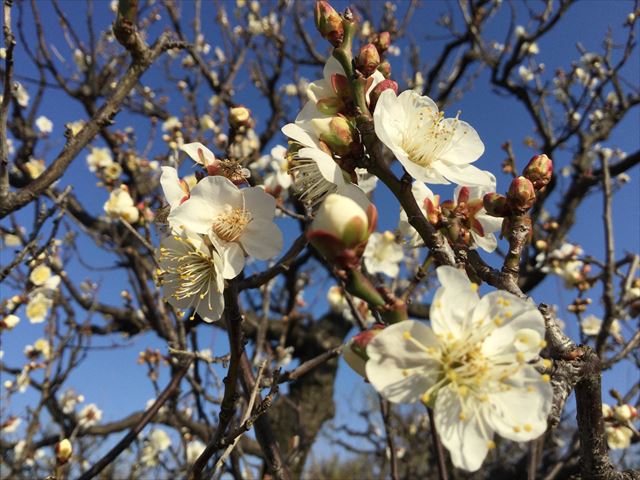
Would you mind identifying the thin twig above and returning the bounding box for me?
[427,407,448,480]
[77,363,191,480]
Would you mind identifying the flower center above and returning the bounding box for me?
[212,207,252,242]
[402,108,460,168]
[158,234,222,317]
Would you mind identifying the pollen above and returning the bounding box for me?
[470,282,479,292]
[524,423,533,432]
[402,369,409,377]
[542,374,550,382]
[513,425,521,433]
[487,440,496,450]
[212,207,252,242]
[459,412,467,421]
[494,316,504,326]
[421,392,431,404]
[542,359,552,368]
[403,331,412,340]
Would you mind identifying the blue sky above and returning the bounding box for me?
[1,0,638,472]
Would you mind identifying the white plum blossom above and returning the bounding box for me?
[78,403,103,428]
[260,145,292,193]
[26,292,53,324]
[25,158,45,179]
[1,314,20,330]
[373,90,493,186]
[35,116,53,134]
[86,147,114,172]
[1,416,21,433]
[60,389,85,414]
[162,116,182,131]
[580,314,620,337]
[158,227,225,323]
[141,428,172,467]
[186,439,206,463]
[104,187,139,223]
[304,56,384,111]
[168,176,283,279]
[518,65,535,82]
[14,82,30,107]
[605,425,633,449]
[363,231,404,277]
[366,266,553,471]
[452,181,503,253]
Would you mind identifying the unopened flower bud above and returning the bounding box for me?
[314,1,344,47]
[343,325,385,377]
[377,61,392,78]
[310,193,369,249]
[483,193,508,217]
[614,404,637,422]
[356,44,381,77]
[56,438,73,464]
[229,106,252,128]
[369,79,398,110]
[317,116,355,155]
[373,31,391,52]
[523,154,553,190]
[507,176,536,213]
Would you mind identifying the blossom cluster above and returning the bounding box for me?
[157,142,283,323]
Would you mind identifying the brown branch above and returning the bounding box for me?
[0,15,177,218]
[595,154,617,356]
[189,280,244,479]
[77,363,191,480]
[0,0,16,202]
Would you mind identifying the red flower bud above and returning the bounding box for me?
[523,154,553,190]
[507,176,536,213]
[369,79,398,110]
[374,31,391,52]
[356,44,381,77]
[377,61,392,78]
[483,193,508,217]
[314,1,344,47]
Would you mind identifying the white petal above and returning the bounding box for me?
[243,186,276,221]
[181,142,216,166]
[366,320,440,404]
[242,219,283,260]
[439,119,484,165]
[397,90,438,118]
[436,163,494,187]
[435,385,491,472]
[282,123,319,148]
[168,176,240,234]
[160,166,185,209]
[343,342,367,378]
[473,292,545,358]
[486,365,552,442]
[430,267,479,337]
[472,231,498,253]
[307,79,333,104]
[219,241,245,279]
[298,147,346,187]
[403,158,451,185]
[373,89,405,152]
[323,56,345,79]
[476,212,503,235]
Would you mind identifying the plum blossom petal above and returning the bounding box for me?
[374,89,491,187]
